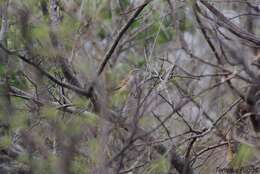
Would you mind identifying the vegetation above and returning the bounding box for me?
[0,0,260,173]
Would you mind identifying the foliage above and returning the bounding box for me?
[0,0,260,174]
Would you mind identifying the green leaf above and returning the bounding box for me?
[98,4,112,21]
[71,156,90,174]
[41,105,58,119]
[59,15,80,36]
[31,24,49,41]
[232,144,253,168]
[97,27,107,39]
[0,135,12,149]
[0,64,6,77]
[30,155,56,174]
[130,19,141,30]
[0,0,5,5]
[10,111,27,129]
[59,15,80,50]
[88,138,101,164]
[9,73,28,89]
[111,89,128,106]
[146,156,170,174]
[84,112,99,125]
[17,154,30,164]
[118,0,130,10]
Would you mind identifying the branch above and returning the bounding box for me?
[97,0,152,76]
[0,44,91,97]
[199,0,260,47]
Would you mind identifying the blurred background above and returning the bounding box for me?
[0,0,260,173]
